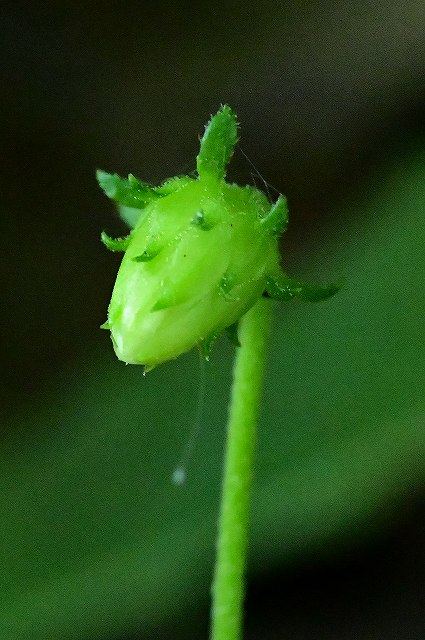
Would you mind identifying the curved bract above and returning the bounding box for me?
[98,105,337,369]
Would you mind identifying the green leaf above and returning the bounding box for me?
[196,105,239,181]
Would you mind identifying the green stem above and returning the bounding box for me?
[210,298,272,640]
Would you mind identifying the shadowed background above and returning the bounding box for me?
[1,1,424,638]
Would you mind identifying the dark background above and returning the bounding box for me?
[1,1,425,638]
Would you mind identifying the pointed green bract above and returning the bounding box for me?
[98,174,195,229]
[96,170,159,208]
[100,231,131,252]
[196,105,239,182]
[260,195,289,235]
[266,273,341,302]
[97,105,339,368]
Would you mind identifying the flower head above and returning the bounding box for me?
[98,106,338,369]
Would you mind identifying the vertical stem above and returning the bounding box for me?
[210,298,272,640]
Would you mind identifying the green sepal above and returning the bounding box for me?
[96,170,159,209]
[265,272,341,302]
[99,321,110,330]
[225,322,240,347]
[199,334,218,361]
[260,195,289,236]
[155,176,194,195]
[100,231,131,252]
[196,105,239,182]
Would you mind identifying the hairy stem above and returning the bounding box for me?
[210,298,272,640]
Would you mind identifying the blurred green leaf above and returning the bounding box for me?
[1,147,425,639]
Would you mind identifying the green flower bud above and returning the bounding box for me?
[98,105,338,369]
